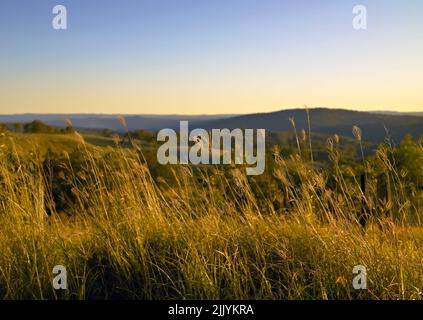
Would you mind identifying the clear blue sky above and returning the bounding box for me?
[0,0,422,114]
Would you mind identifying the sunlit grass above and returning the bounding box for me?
[0,131,421,300]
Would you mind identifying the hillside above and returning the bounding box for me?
[1,108,422,143]
[0,132,120,158]
[0,114,235,132]
[203,108,423,143]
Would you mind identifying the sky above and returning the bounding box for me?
[0,0,422,115]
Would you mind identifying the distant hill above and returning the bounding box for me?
[202,108,423,143]
[46,115,234,132]
[0,114,235,132]
[371,111,423,116]
[1,109,422,143]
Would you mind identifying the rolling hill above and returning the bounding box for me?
[1,108,422,143]
[202,108,423,142]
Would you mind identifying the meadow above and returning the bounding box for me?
[0,126,422,300]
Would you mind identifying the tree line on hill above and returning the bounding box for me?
[0,120,74,134]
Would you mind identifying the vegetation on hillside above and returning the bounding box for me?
[0,120,421,300]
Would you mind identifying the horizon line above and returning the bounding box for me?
[1,107,422,117]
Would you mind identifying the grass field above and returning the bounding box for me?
[0,131,421,300]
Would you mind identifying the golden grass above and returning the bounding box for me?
[0,133,421,300]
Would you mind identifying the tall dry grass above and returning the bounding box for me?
[0,130,421,300]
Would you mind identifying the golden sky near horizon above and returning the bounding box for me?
[1,62,422,114]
